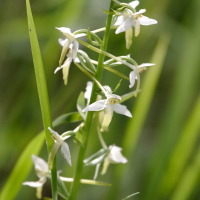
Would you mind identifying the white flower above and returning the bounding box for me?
[82,93,132,132]
[114,1,157,48]
[22,155,49,199]
[55,27,80,85]
[129,63,155,96]
[48,127,71,170]
[101,145,128,175]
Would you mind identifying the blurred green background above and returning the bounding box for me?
[1,0,200,199]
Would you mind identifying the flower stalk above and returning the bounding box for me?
[68,1,115,199]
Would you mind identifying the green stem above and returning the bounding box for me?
[76,38,138,69]
[68,1,115,199]
[75,63,106,94]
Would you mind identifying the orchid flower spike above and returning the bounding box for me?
[55,27,81,85]
[48,127,71,170]
[82,89,132,132]
[101,145,128,175]
[22,155,49,199]
[129,63,155,97]
[114,0,157,48]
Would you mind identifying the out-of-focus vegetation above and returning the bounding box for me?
[0,0,200,199]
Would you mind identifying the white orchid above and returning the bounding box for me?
[128,63,155,96]
[48,127,71,170]
[22,155,50,199]
[55,27,81,85]
[101,145,128,175]
[82,93,132,132]
[114,0,157,48]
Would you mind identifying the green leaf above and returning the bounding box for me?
[26,0,57,199]
[113,79,122,93]
[57,175,69,199]
[53,112,83,127]
[77,92,86,120]
[73,127,84,147]
[1,131,45,200]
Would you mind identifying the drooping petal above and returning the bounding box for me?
[108,146,128,164]
[100,104,114,132]
[101,158,110,175]
[59,39,71,66]
[125,28,133,49]
[113,103,132,117]
[129,71,137,88]
[31,155,48,176]
[138,63,155,68]
[115,17,133,34]
[129,0,139,9]
[48,142,61,170]
[36,185,43,199]
[62,57,73,85]
[72,40,79,59]
[134,18,140,37]
[82,100,107,112]
[61,142,72,166]
[139,15,158,26]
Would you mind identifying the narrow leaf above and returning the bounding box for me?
[26,0,57,198]
[104,66,129,80]
[53,112,83,127]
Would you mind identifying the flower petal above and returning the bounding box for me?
[134,18,140,37]
[101,158,110,175]
[48,142,61,170]
[22,177,46,188]
[61,142,72,166]
[100,104,114,132]
[113,103,132,117]
[59,39,71,66]
[31,155,48,175]
[82,100,106,112]
[93,163,101,180]
[125,28,133,49]
[139,15,157,26]
[36,185,43,199]
[114,15,126,26]
[58,38,68,47]
[138,63,155,68]
[115,17,133,34]
[72,40,79,59]
[129,0,139,9]
[129,71,137,88]
[62,57,72,85]
[108,146,128,163]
